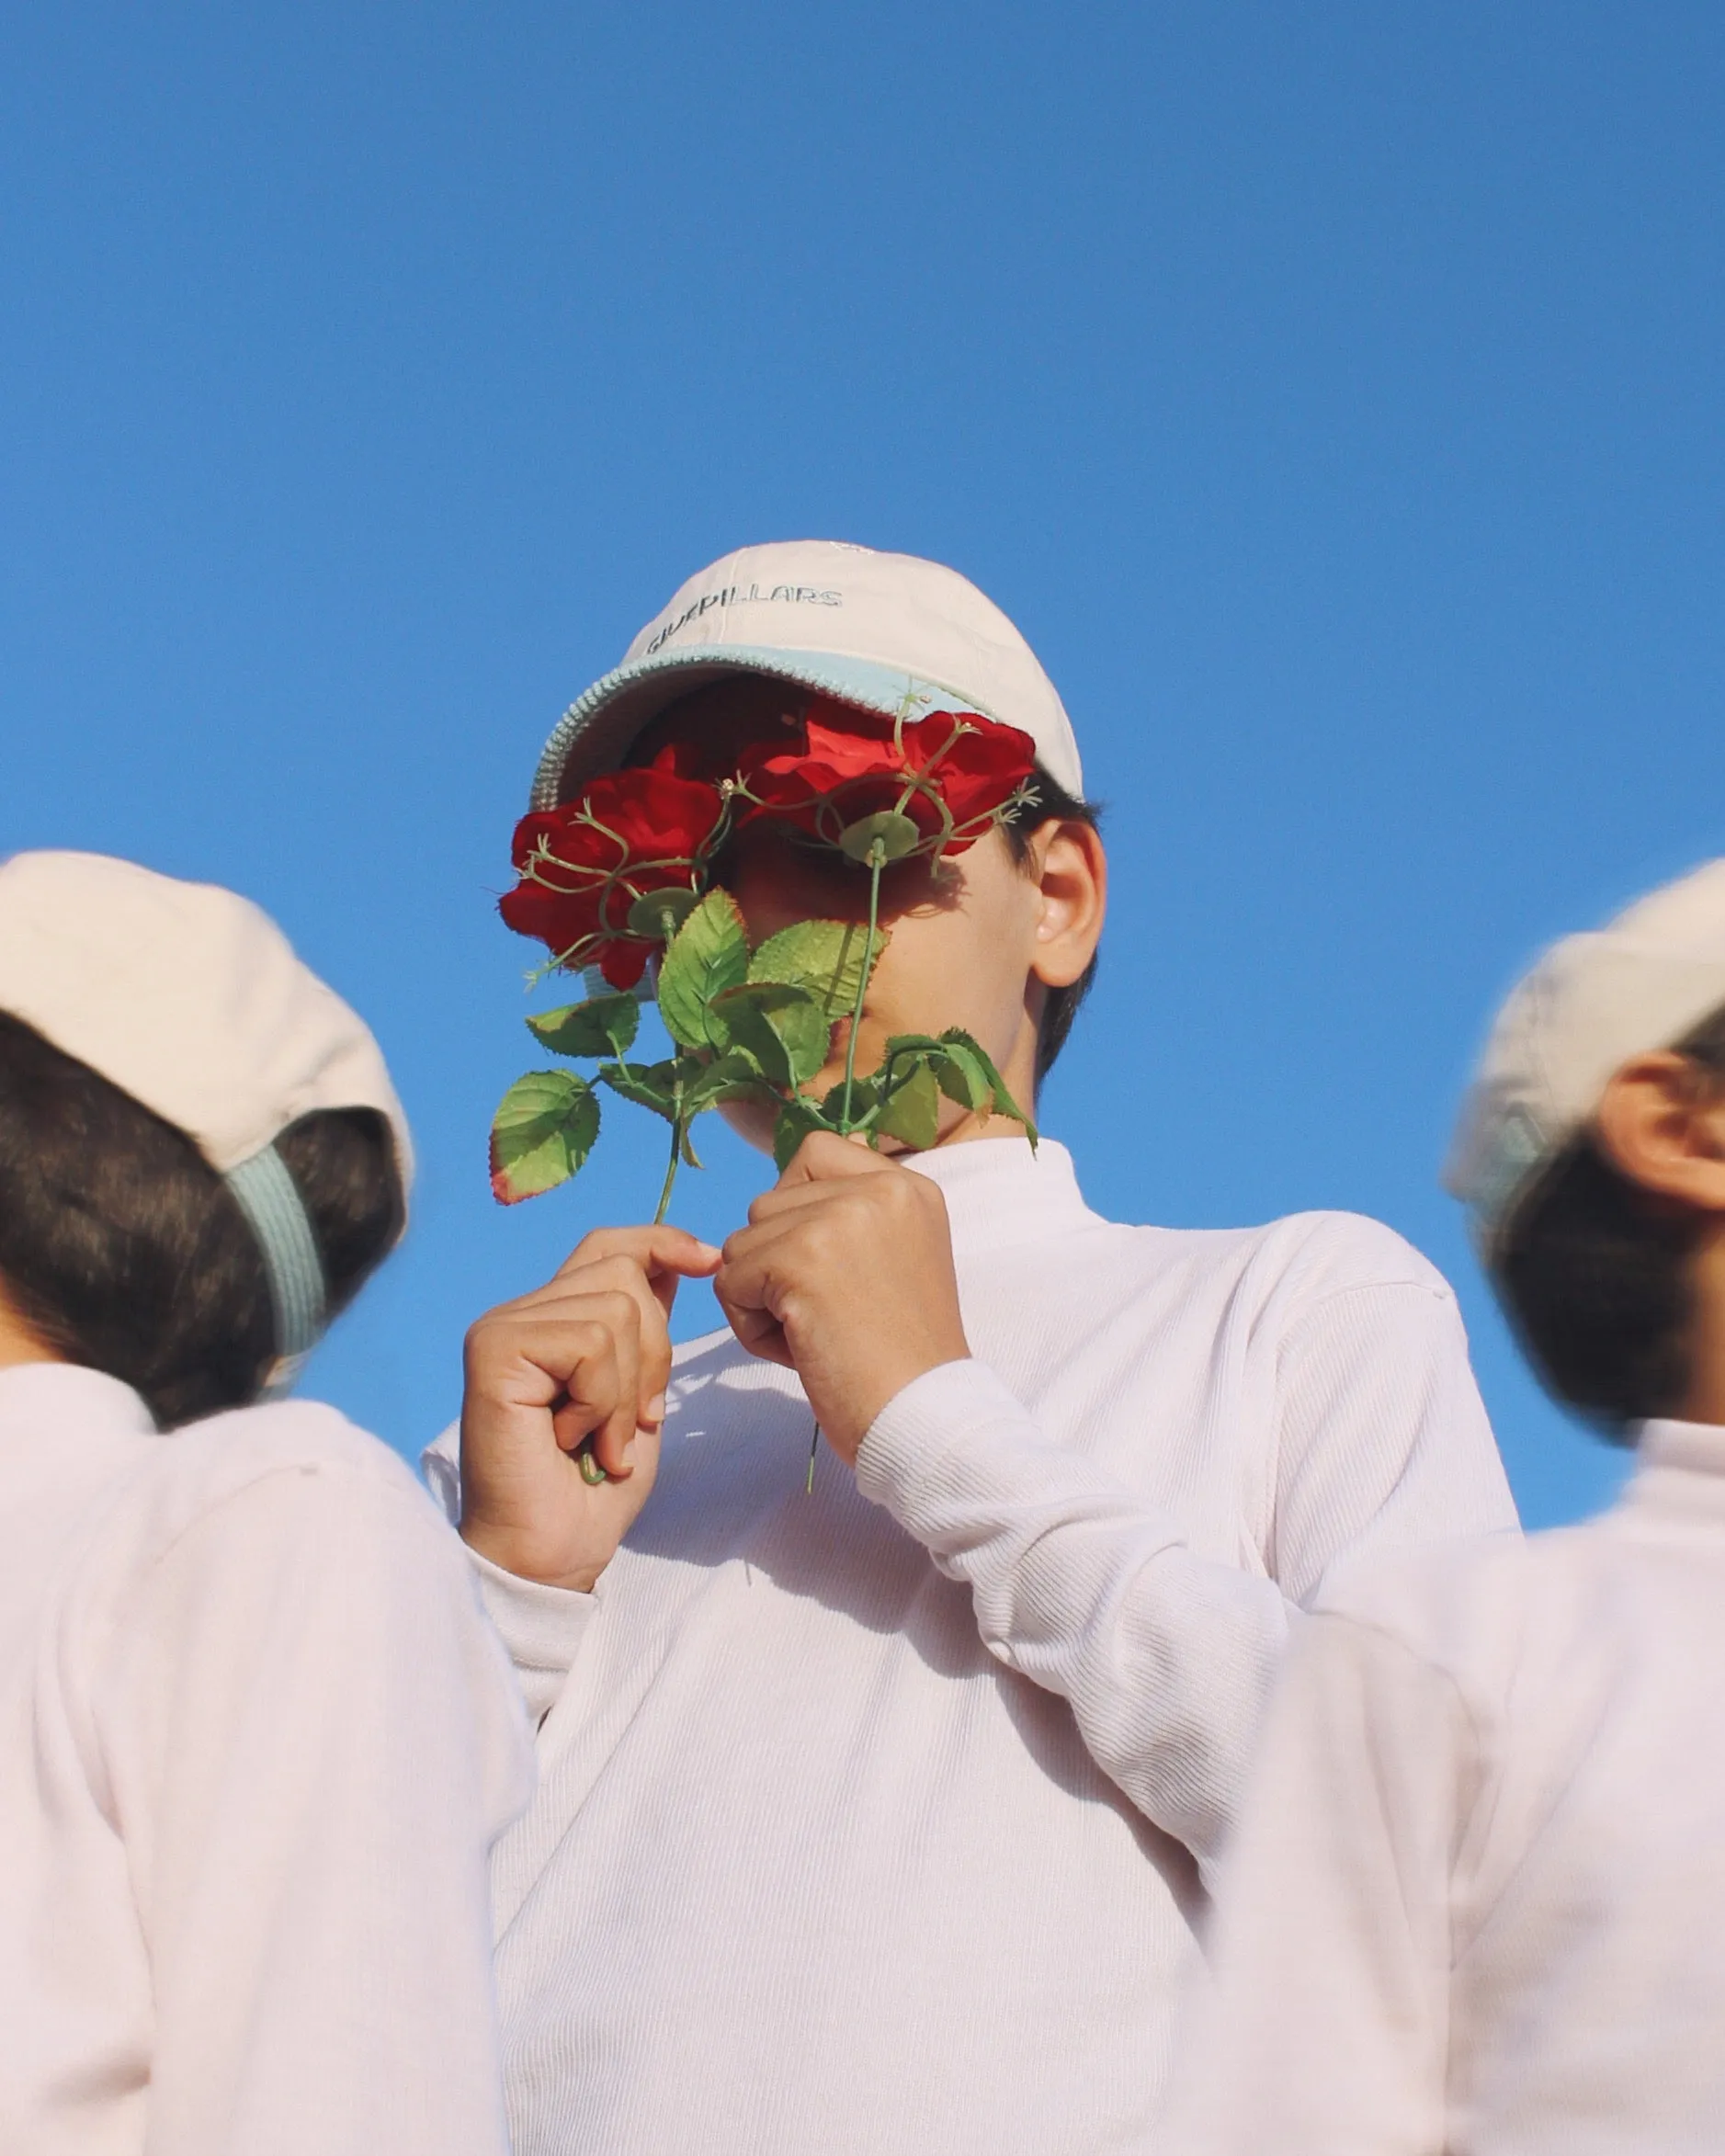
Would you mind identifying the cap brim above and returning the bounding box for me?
[530,647,1015,810]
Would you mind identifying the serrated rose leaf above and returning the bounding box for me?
[710,982,831,1087]
[656,889,750,1049]
[929,1038,995,1112]
[596,1059,683,1123]
[686,1047,777,1115]
[748,917,887,1019]
[526,993,640,1060]
[872,1058,942,1150]
[938,1027,1038,1145]
[773,1096,834,1171]
[489,1071,600,1204]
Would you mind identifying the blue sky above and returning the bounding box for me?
[5,4,1722,1526]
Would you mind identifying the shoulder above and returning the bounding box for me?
[1086,1207,1462,1328]
[104,1398,454,1574]
[1238,1208,1458,1306]
[1312,1524,1575,1690]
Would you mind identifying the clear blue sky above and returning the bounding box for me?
[5,4,1722,1526]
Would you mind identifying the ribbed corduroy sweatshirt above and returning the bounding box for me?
[426,1136,1517,2154]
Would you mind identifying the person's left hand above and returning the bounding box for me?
[714,1133,971,1462]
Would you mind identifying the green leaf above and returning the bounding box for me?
[928,1038,994,1112]
[837,808,922,862]
[748,917,888,1019]
[819,1074,878,1123]
[872,1058,942,1150]
[656,889,751,1049]
[938,1028,1038,1145]
[526,992,640,1061]
[772,1095,834,1172]
[596,1058,684,1123]
[489,1071,600,1205]
[685,1047,777,1114]
[709,982,831,1087]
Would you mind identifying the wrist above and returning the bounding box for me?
[821,1341,971,1464]
[458,1514,609,1594]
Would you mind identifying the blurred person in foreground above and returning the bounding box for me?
[1166,857,1725,2154]
[0,853,529,2156]
[441,540,1517,2154]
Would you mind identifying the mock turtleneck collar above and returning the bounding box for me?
[1639,1418,1725,1478]
[901,1136,1100,1255]
[1628,1418,1725,1526]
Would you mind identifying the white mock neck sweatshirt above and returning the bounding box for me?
[1165,1418,1725,2156]
[0,1362,531,2156]
[429,1137,1515,2154]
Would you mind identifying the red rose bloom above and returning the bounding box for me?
[499,766,727,987]
[735,700,1037,856]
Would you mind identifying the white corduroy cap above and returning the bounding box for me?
[1446,858,1725,1246]
[0,852,413,1379]
[531,539,1084,808]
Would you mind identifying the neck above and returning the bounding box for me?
[1680,1229,1725,1426]
[0,1291,62,1375]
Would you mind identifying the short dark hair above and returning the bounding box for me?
[1004,765,1103,1087]
[1490,1002,1725,1438]
[0,1011,404,1429]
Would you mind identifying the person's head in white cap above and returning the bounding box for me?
[533,539,1106,1127]
[1447,858,1725,1435]
[0,850,413,1425]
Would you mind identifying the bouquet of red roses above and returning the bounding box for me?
[490,699,1042,1220]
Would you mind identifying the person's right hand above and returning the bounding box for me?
[458,1226,721,1592]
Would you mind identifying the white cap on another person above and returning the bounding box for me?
[1446,858,1725,1248]
[0,850,412,1379]
[532,539,1085,807]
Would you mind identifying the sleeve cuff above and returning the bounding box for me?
[855,1356,1029,1514]
[464,1547,600,1726]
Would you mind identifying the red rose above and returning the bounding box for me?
[735,701,1037,857]
[499,766,726,984]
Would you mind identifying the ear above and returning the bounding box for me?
[1024,819,1106,991]
[1594,1053,1725,1217]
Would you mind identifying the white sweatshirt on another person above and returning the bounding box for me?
[1165,1418,1725,2155]
[0,1361,531,2156]
[429,1137,1516,2155]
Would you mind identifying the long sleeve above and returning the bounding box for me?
[854,1278,1514,1875]
[857,1358,1288,1874]
[93,1457,533,2156]
[422,1424,601,1726]
[467,1549,603,1725]
[1161,1613,1466,2154]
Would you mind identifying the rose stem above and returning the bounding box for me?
[651,902,686,1227]
[837,836,886,1133]
[653,1112,681,1225]
[806,1421,819,1495]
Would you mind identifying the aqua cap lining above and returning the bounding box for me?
[223,1143,328,1392]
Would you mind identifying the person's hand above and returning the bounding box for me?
[459,1226,721,1591]
[714,1134,970,1462]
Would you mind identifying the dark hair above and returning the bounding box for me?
[1491,1002,1725,1437]
[1004,765,1104,1087]
[0,1011,404,1428]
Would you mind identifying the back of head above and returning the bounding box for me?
[1447,860,1725,1435]
[0,853,412,1426]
